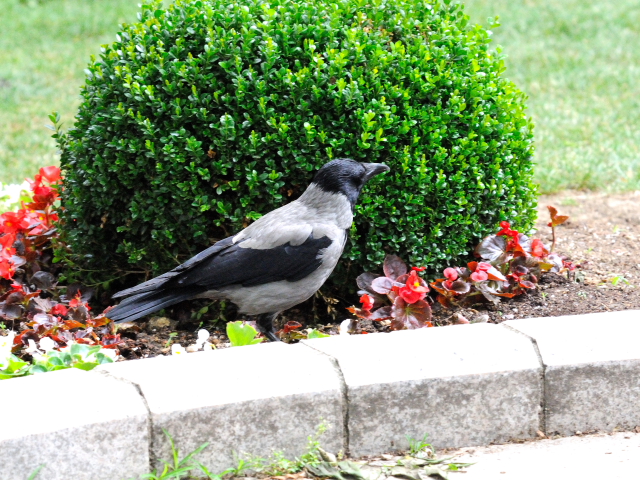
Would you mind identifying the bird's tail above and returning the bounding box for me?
[106,288,202,323]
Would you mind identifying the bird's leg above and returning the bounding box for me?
[255,312,281,342]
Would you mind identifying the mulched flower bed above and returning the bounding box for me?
[2,169,639,367]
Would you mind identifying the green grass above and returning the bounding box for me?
[0,0,139,183]
[1,0,639,192]
[464,0,640,193]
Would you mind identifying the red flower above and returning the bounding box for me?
[398,286,423,304]
[360,294,374,311]
[27,173,44,191]
[69,294,89,309]
[411,266,426,272]
[39,166,61,184]
[1,211,31,234]
[497,221,519,237]
[0,258,15,280]
[398,271,429,304]
[0,233,16,255]
[530,239,549,258]
[443,268,458,281]
[469,261,492,282]
[51,304,69,316]
[470,270,488,282]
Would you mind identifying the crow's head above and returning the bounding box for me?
[311,158,389,209]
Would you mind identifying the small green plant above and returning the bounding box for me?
[277,321,331,342]
[226,321,263,347]
[407,433,434,457]
[164,332,178,348]
[136,429,213,480]
[307,329,330,339]
[610,275,630,287]
[402,433,474,476]
[29,343,115,374]
[27,465,44,480]
[252,422,328,476]
[137,424,328,480]
[0,334,115,380]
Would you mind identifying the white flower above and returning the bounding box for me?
[39,337,56,353]
[339,319,353,336]
[202,342,215,351]
[0,331,16,370]
[25,339,46,361]
[195,329,210,347]
[25,339,42,354]
[0,331,15,350]
[171,344,186,355]
[100,348,117,360]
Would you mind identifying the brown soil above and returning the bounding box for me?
[117,192,640,360]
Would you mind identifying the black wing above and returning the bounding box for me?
[111,236,236,299]
[170,233,333,289]
[112,233,333,299]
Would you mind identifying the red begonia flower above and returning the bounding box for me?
[398,285,426,304]
[476,262,491,272]
[0,258,14,280]
[396,271,429,304]
[530,239,549,258]
[443,267,458,281]
[0,233,16,250]
[407,271,429,293]
[69,295,83,309]
[360,294,374,311]
[411,266,426,272]
[50,304,69,316]
[1,211,31,234]
[470,270,488,282]
[39,166,61,184]
[497,221,518,237]
[27,173,44,191]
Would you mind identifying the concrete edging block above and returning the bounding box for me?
[97,341,345,472]
[302,323,543,456]
[0,368,149,480]
[4,309,640,479]
[504,310,640,436]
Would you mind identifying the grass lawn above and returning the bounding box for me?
[464,0,640,193]
[0,0,140,183]
[1,0,639,192]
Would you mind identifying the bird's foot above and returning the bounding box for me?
[255,312,281,342]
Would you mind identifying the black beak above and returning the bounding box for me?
[362,163,390,183]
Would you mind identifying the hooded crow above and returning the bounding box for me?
[106,158,389,341]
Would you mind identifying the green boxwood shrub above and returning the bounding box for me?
[56,0,536,295]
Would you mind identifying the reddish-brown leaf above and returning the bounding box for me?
[63,320,85,329]
[282,321,302,334]
[547,205,569,227]
[383,255,408,280]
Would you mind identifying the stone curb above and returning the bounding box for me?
[1,310,638,479]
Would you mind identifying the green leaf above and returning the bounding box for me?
[307,329,330,339]
[73,361,100,371]
[226,321,264,347]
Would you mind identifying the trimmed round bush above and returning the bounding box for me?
[57,0,537,293]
